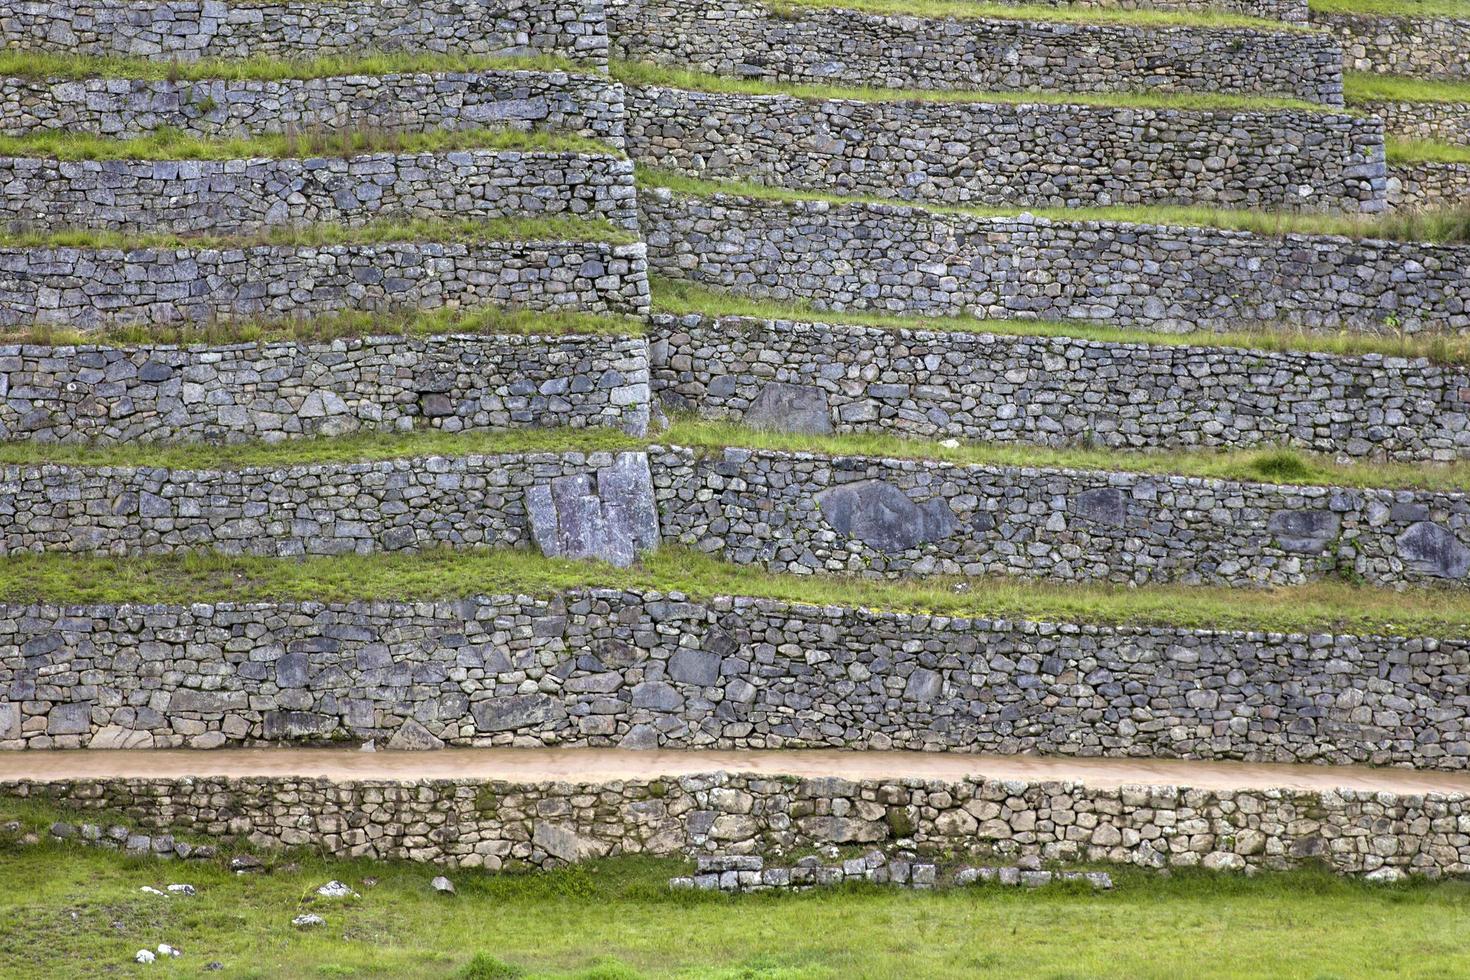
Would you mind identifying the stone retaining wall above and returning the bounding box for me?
[6,771,1463,875]
[608,0,1344,103]
[0,71,627,147]
[625,85,1386,212]
[0,450,649,558]
[0,333,651,445]
[1389,162,1470,213]
[0,152,639,234]
[1359,100,1470,146]
[0,0,609,64]
[648,313,1470,461]
[992,0,1308,21]
[1314,13,1470,80]
[0,240,651,328]
[639,190,1470,335]
[652,446,1470,588]
[5,589,1469,772]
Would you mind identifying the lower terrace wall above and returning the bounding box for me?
[990,0,1308,21]
[0,153,639,234]
[0,0,609,64]
[608,0,1344,104]
[625,86,1386,212]
[639,190,1470,335]
[0,241,651,327]
[1389,163,1470,213]
[651,446,1470,588]
[0,333,651,444]
[7,772,1464,875]
[648,313,1470,462]
[4,590,1468,773]
[0,71,628,147]
[1359,100,1470,146]
[1314,13,1470,80]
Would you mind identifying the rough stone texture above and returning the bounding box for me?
[0,0,610,65]
[0,71,627,148]
[1389,163,1470,213]
[981,0,1306,20]
[651,445,1470,588]
[0,152,639,233]
[608,0,1345,104]
[10,770,1470,876]
[671,852,1113,892]
[648,313,1470,461]
[1358,100,1470,147]
[0,240,650,328]
[1313,13,1470,80]
[625,85,1386,212]
[9,589,1470,770]
[640,190,1470,335]
[0,450,650,558]
[0,333,651,445]
[528,451,659,566]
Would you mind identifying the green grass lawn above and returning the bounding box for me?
[3,838,1470,979]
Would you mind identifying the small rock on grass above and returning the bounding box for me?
[1365,867,1407,883]
[431,875,455,895]
[139,886,167,897]
[229,854,264,874]
[166,884,195,896]
[134,950,155,964]
[316,881,359,899]
[292,914,326,929]
[157,944,181,958]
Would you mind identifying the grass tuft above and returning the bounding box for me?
[1388,139,1470,165]
[1311,0,1470,17]
[1345,71,1470,104]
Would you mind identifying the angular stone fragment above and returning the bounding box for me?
[533,820,609,863]
[386,719,444,752]
[1072,488,1127,527]
[1397,521,1470,579]
[46,702,91,735]
[816,480,955,552]
[1269,510,1341,553]
[526,452,659,567]
[470,694,556,733]
[743,382,833,434]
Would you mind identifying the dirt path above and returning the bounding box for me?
[5,747,1470,795]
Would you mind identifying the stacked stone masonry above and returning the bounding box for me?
[0,333,651,444]
[1389,163,1470,213]
[0,241,651,327]
[1314,13,1470,80]
[988,0,1307,21]
[639,191,1470,334]
[1358,100,1470,147]
[608,0,1345,104]
[10,771,1470,876]
[0,71,628,147]
[625,86,1387,212]
[0,450,646,558]
[6,588,1470,772]
[0,153,639,234]
[651,446,1470,588]
[648,314,1470,461]
[0,0,610,65]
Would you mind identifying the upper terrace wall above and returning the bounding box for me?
[1314,13,1470,80]
[608,0,1344,104]
[639,191,1470,335]
[625,86,1386,212]
[990,0,1308,21]
[0,71,628,147]
[1358,100,1470,147]
[0,0,609,64]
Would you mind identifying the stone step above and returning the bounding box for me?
[6,747,1468,874]
[626,83,1388,213]
[609,0,1345,104]
[0,151,638,235]
[639,187,1470,335]
[1313,12,1470,81]
[649,312,1470,461]
[5,582,1470,768]
[0,69,627,146]
[0,0,609,66]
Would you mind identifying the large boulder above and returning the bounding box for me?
[1397,521,1470,579]
[816,480,955,552]
[743,382,833,434]
[528,451,659,567]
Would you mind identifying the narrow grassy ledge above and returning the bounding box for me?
[4,547,1469,637]
[0,51,587,82]
[1345,72,1470,103]
[1311,0,1470,16]
[0,215,638,249]
[651,277,1470,365]
[0,126,619,162]
[640,167,1470,244]
[1388,139,1470,164]
[611,60,1327,112]
[769,0,1300,29]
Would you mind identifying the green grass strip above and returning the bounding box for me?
[1388,139,1470,164]
[0,126,618,162]
[1345,72,1470,104]
[1311,0,1470,17]
[770,0,1301,30]
[3,546,1469,637]
[611,60,1327,112]
[652,277,1470,365]
[0,215,637,249]
[0,51,589,81]
[640,166,1470,244]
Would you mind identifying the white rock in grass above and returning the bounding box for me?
[134,950,156,964]
[430,875,456,895]
[315,881,358,899]
[167,884,196,896]
[157,944,181,958]
[292,914,326,928]
[1365,867,1407,883]
[139,886,167,897]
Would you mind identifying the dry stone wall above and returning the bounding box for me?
[608,0,1344,104]
[0,0,610,64]
[0,241,651,328]
[1389,163,1470,213]
[625,86,1386,212]
[640,190,1470,335]
[0,153,638,234]
[649,313,1470,462]
[9,771,1467,876]
[1359,100,1470,146]
[5,589,1470,772]
[0,333,651,444]
[990,0,1308,21]
[652,446,1470,589]
[0,71,627,147]
[1314,13,1470,79]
